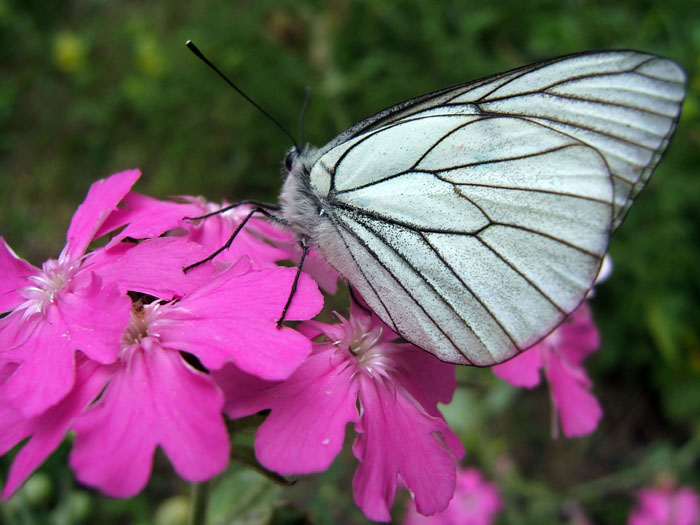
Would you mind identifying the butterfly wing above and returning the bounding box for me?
[308,50,685,365]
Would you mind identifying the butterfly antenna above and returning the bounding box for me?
[298,87,311,147]
[186,40,299,151]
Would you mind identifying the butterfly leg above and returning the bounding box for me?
[183,205,285,272]
[276,236,308,327]
[183,200,280,221]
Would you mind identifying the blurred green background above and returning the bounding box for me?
[1,0,699,523]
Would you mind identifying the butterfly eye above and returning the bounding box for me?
[284,149,298,175]
[284,150,298,171]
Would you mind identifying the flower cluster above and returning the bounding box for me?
[0,170,323,499]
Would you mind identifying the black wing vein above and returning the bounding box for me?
[331,212,476,360]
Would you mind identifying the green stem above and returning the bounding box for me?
[188,480,211,525]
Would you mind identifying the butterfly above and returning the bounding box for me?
[273,50,685,366]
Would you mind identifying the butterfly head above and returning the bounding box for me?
[282,145,319,180]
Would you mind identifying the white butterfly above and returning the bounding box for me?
[275,50,685,366]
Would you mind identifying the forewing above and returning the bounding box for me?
[323,50,685,230]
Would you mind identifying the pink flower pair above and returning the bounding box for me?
[0,170,323,499]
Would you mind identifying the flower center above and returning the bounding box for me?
[17,254,78,318]
[347,322,383,357]
[122,306,150,347]
[341,316,402,380]
[119,302,164,360]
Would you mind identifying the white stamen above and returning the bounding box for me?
[16,254,79,320]
[340,315,402,379]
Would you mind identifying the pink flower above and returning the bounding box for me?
[492,302,602,437]
[68,300,231,498]
[628,485,700,525]
[70,258,321,497]
[403,467,502,525]
[0,170,140,417]
[215,302,464,522]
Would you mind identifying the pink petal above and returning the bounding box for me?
[300,318,347,342]
[0,312,77,417]
[352,375,463,522]
[674,487,700,524]
[0,271,127,417]
[629,488,671,524]
[557,303,600,364]
[1,357,111,500]
[404,468,502,525]
[181,201,291,269]
[63,170,141,261]
[391,346,465,458]
[0,238,38,313]
[0,313,36,362]
[147,350,230,483]
[156,264,323,380]
[96,192,201,245]
[99,194,291,270]
[0,370,30,456]
[56,273,130,364]
[86,237,219,299]
[392,343,458,413]
[70,357,157,496]
[287,246,339,294]
[492,346,543,388]
[544,350,602,437]
[211,363,279,419]
[450,469,503,524]
[70,347,229,497]
[268,235,340,294]
[251,347,360,474]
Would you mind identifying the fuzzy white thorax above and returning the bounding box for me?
[278,147,328,242]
